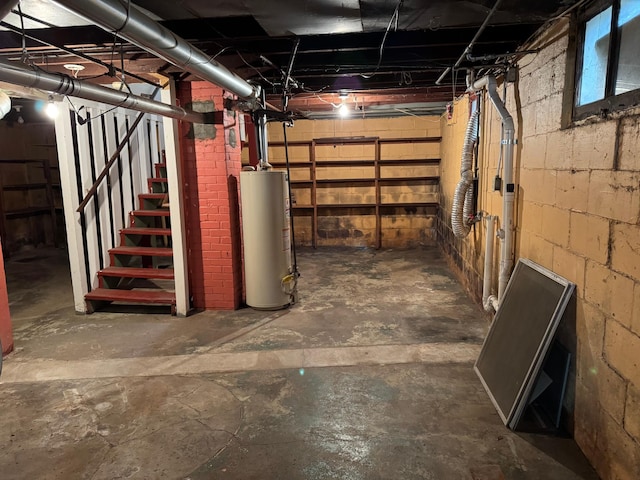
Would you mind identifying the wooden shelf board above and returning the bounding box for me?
[378,159,440,165]
[5,207,51,218]
[379,176,440,183]
[378,137,441,144]
[3,183,48,191]
[379,202,439,208]
[315,160,376,166]
[317,203,376,208]
[314,136,379,145]
[316,178,375,184]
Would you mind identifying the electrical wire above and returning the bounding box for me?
[361,0,404,79]
[17,1,30,65]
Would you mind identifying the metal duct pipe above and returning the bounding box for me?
[0,58,205,123]
[472,74,515,303]
[451,109,479,238]
[0,1,19,20]
[53,0,259,101]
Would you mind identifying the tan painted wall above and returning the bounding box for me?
[439,19,640,479]
[266,116,441,248]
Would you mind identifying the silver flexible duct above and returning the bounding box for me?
[451,109,479,238]
[0,58,205,123]
[53,0,259,101]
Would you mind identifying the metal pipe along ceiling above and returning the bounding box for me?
[0,58,205,123]
[53,0,260,101]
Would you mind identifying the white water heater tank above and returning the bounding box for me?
[240,170,292,309]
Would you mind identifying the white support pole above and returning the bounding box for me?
[161,79,189,316]
[54,108,89,313]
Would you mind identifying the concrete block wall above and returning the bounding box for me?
[438,18,640,479]
[267,116,441,248]
[177,81,243,310]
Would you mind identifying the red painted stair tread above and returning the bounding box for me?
[139,193,168,199]
[131,210,170,216]
[85,288,175,304]
[121,227,172,235]
[98,267,175,280]
[109,246,173,256]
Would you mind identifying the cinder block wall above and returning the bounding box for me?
[178,81,243,309]
[438,18,640,479]
[266,116,441,248]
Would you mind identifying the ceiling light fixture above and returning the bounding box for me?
[339,91,349,99]
[45,95,58,119]
[63,64,85,78]
[338,103,350,118]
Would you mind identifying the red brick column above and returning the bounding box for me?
[177,81,243,310]
[0,240,13,355]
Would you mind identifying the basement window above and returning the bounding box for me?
[574,0,640,119]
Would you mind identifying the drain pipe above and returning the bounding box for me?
[482,215,499,312]
[0,58,205,123]
[472,75,515,305]
[53,0,260,101]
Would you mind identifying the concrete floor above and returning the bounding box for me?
[0,246,599,479]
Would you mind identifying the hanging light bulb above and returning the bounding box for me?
[45,95,58,119]
[0,91,11,120]
[338,103,350,118]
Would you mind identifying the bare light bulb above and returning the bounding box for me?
[45,99,58,119]
[338,103,350,118]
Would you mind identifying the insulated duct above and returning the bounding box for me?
[473,75,515,307]
[451,109,479,238]
[53,0,260,101]
[0,58,204,123]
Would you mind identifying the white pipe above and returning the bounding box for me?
[472,75,515,304]
[0,57,205,123]
[482,215,499,312]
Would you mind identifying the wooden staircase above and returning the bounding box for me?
[85,162,177,314]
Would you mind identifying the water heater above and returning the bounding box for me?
[240,170,292,309]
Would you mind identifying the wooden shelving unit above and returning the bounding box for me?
[0,159,58,255]
[270,135,441,248]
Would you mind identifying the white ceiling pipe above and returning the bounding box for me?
[0,58,205,123]
[472,75,515,305]
[53,0,260,101]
